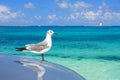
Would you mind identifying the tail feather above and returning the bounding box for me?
[16,47,27,51]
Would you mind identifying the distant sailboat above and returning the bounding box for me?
[99,22,103,26]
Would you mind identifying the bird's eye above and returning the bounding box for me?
[50,31,52,33]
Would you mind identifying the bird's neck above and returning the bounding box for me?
[45,34,52,46]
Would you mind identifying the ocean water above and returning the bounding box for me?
[0,26,120,80]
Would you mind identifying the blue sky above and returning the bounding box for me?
[0,0,120,26]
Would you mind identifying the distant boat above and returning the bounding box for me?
[99,22,103,26]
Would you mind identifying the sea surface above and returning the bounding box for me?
[0,26,120,80]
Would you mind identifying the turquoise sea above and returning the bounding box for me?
[0,26,120,80]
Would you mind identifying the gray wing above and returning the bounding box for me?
[26,41,49,52]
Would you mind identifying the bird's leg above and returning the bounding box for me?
[42,54,44,61]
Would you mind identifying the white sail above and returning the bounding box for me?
[99,22,103,26]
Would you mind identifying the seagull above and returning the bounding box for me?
[16,30,56,61]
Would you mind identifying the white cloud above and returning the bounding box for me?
[0,5,9,12]
[56,0,69,8]
[84,10,102,20]
[56,1,92,11]
[66,2,120,22]
[66,10,102,21]
[0,5,24,22]
[48,14,57,23]
[48,15,57,20]
[55,1,120,24]
[103,12,112,19]
[68,12,82,20]
[24,2,35,9]
[99,3,109,10]
[34,16,41,20]
[84,11,97,20]
[72,2,92,10]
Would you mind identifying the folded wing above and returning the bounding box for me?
[26,41,49,52]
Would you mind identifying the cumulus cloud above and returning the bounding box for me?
[24,2,35,9]
[68,12,82,20]
[83,10,102,20]
[99,3,109,10]
[55,0,70,8]
[34,16,41,20]
[71,1,92,10]
[48,15,57,20]
[55,1,96,21]
[0,5,9,12]
[48,14,57,24]
[56,0,120,23]
[0,5,24,22]
[56,0,92,11]
[84,11,98,20]
[103,12,112,19]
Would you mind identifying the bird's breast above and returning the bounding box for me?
[47,39,52,47]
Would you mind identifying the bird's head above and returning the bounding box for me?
[47,30,56,36]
